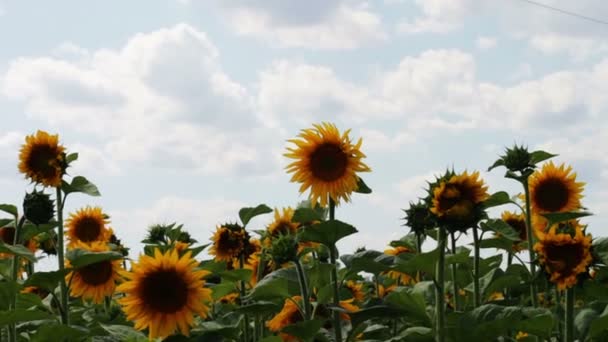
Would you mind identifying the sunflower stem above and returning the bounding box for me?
[435,227,446,342]
[375,274,381,298]
[55,187,69,325]
[565,287,575,342]
[9,216,26,342]
[472,226,481,307]
[294,259,311,320]
[328,198,343,342]
[416,232,423,255]
[450,232,461,311]
[239,254,250,342]
[522,178,539,307]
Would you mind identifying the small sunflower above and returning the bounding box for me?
[66,206,112,247]
[0,226,37,259]
[267,207,299,238]
[534,221,592,290]
[218,292,239,305]
[529,162,585,214]
[338,298,360,320]
[383,246,414,284]
[378,284,397,298]
[344,280,365,302]
[500,211,527,251]
[117,249,212,340]
[245,252,270,286]
[65,241,123,304]
[209,225,246,262]
[267,296,304,342]
[18,130,66,187]
[285,122,371,207]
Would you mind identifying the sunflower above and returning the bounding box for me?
[516,332,529,341]
[267,207,299,238]
[65,241,123,304]
[66,206,112,247]
[18,130,66,187]
[0,226,38,259]
[209,225,246,262]
[245,252,270,286]
[21,286,50,299]
[117,248,212,340]
[267,296,304,342]
[344,280,365,302]
[285,122,371,207]
[534,221,592,290]
[338,299,360,320]
[378,284,397,298]
[218,292,239,305]
[529,162,585,214]
[500,211,527,251]
[430,171,488,228]
[383,246,414,284]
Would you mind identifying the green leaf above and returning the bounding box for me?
[25,269,70,292]
[239,204,272,226]
[259,337,282,342]
[482,191,511,209]
[393,248,439,275]
[350,305,404,328]
[384,287,431,325]
[62,176,101,197]
[459,304,522,340]
[211,282,238,301]
[481,219,521,241]
[515,308,555,338]
[0,218,14,227]
[218,269,253,282]
[66,152,79,165]
[292,207,324,224]
[298,220,357,247]
[65,249,123,268]
[281,319,324,341]
[589,305,608,338]
[100,324,147,342]
[316,283,334,305]
[487,158,505,172]
[21,222,58,242]
[541,211,593,226]
[529,150,557,165]
[234,302,281,316]
[445,247,471,265]
[0,241,36,262]
[478,237,515,251]
[575,308,599,340]
[354,177,372,194]
[248,276,292,300]
[0,308,55,325]
[0,280,18,310]
[399,326,434,341]
[0,204,18,217]
[593,238,608,265]
[29,324,89,342]
[192,321,242,340]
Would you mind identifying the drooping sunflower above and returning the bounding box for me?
[245,252,271,286]
[117,249,212,340]
[534,221,592,290]
[18,130,66,187]
[383,246,414,284]
[66,206,112,247]
[500,211,527,251]
[65,241,123,304]
[209,225,246,262]
[267,296,304,342]
[430,171,489,231]
[529,162,585,214]
[285,122,371,207]
[344,280,365,302]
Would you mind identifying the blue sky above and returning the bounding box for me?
[1,0,607,263]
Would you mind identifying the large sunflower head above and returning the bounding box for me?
[209,224,247,262]
[529,162,585,214]
[430,171,489,231]
[117,248,212,340]
[266,296,304,342]
[66,206,112,247]
[534,220,592,290]
[18,130,66,187]
[65,241,123,304]
[285,122,371,207]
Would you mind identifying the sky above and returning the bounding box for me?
[1,0,607,266]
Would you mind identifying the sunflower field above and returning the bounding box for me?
[1,124,607,342]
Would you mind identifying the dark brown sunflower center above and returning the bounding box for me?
[534,178,569,212]
[141,269,189,313]
[28,145,60,178]
[74,217,103,242]
[219,230,243,254]
[439,185,475,219]
[78,261,113,286]
[309,143,348,182]
[0,227,15,244]
[505,218,527,241]
[544,242,584,275]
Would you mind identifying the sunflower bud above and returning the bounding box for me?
[270,234,298,265]
[502,145,532,173]
[145,224,167,244]
[23,190,55,225]
[109,233,129,257]
[403,201,435,235]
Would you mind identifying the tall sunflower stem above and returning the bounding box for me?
[239,254,249,342]
[565,287,575,342]
[435,228,446,342]
[522,178,539,307]
[328,198,343,342]
[294,259,311,320]
[9,216,26,342]
[55,187,69,325]
[375,274,381,298]
[450,232,461,311]
[472,226,481,307]
[416,232,423,254]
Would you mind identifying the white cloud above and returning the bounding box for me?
[476,36,497,50]
[528,33,608,62]
[218,1,387,49]
[396,0,479,34]
[397,171,438,200]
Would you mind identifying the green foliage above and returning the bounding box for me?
[298,219,357,247]
[62,176,101,196]
[239,204,272,226]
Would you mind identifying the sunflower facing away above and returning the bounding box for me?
[529,162,585,214]
[18,130,66,187]
[500,211,527,251]
[209,225,246,262]
[117,249,212,340]
[65,241,123,304]
[430,171,489,229]
[66,206,112,247]
[344,280,366,302]
[534,221,592,290]
[267,296,304,342]
[383,246,414,284]
[285,122,371,207]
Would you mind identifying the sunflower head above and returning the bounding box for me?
[534,220,593,290]
[285,122,371,207]
[344,281,366,302]
[501,144,533,173]
[209,224,247,262]
[65,241,123,304]
[267,207,299,238]
[109,233,129,257]
[429,170,489,232]
[266,296,304,341]
[117,248,212,340]
[500,211,527,251]
[529,162,585,214]
[244,252,271,286]
[269,234,298,265]
[23,189,55,225]
[18,130,67,187]
[402,200,435,236]
[66,206,112,247]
